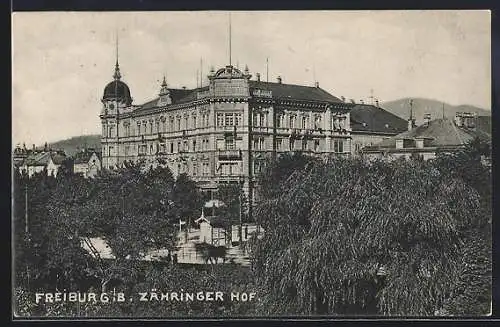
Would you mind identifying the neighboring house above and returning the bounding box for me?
[13,144,37,169]
[361,112,491,161]
[350,104,409,155]
[19,150,69,177]
[73,148,102,178]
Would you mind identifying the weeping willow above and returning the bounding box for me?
[252,154,491,316]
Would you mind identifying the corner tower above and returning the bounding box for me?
[100,38,133,169]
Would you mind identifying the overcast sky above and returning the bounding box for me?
[12,10,490,146]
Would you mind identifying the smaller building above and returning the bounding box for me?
[361,113,491,160]
[349,104,409,155]
[19,150,69,177]
[13,144,39,169]
[73,148,102,178]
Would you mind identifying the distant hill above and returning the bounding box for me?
[45,134,101,156]
[381,98,490,124]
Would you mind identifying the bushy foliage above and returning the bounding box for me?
[251,145,491,316]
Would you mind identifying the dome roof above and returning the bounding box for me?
[102,80,132,105]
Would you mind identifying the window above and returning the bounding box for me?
[355,143,362,153]
[225,114,234,126]
[314,139,320,151]
[301,139,307,151]
[102,124,106,136]
[185,116,189,129]
[150,144,154,154]
[235,113,242,126]
[290,139,295,150]
[137,122,141,135]
[225,138,235,150]
[183,141,188,152]
[142,122,147,135]
[253,137,264,150]
[217,113,224,127]
[254,160,264,175]
[124,146,129,156]
[177,117,181,131]
[290,116,296,129]
[276,138,283,150]
[160,144,166,153]
[149,121,153,134]
[177,141,182,152]
[170,142,174,153]
[156,120,160,133]
[202,162,210,176]
[302,116,307,129]
[193,140,197,151]
[314,115,322,129]
[170,118,174,131]
[333,139,344,153]
[108,146,113,156]
[193,115,197,129]
[276,114,284,128]
[193,164,198,176]
[259,113,265,127]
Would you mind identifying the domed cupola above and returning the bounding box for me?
[102,60,133,106]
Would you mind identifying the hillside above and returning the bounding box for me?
[46,134,101,156]
[381,98,490,123]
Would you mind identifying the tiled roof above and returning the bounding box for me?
[23,152,51,166]
[370,118,490,149]
[350,104,408,134]
[23,151,67,166]
[73,151,94,164]
[249,81,343,103]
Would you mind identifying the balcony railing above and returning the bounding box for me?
[218,149,242,160]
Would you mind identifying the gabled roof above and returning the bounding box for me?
[249,80,343,103]
[369,118,490,149]
[23,151,67,166]
[73,149,100,164]
[23,152,51,166]
[350,104,408,134]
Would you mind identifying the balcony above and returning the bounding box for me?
[218,149,242,161]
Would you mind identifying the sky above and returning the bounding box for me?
[12,10,491,146]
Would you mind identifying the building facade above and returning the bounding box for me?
[19,150,68,178]
[361,112,491,161]
[100,61,355,199]
[73,149,102,178]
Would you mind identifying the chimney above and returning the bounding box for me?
[256,72,261,82]
[32,144,35,151]
[315,81,319,88]
[44,142,48,152]
[375,99,379,107]
[423,113,431,126]
[277,76,282,84]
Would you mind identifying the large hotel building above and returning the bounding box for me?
[100,59,406,200]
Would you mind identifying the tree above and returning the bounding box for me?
[216,182,248,244]
[251,152,491,316]
[171,173,203,229]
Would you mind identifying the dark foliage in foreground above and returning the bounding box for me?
[251,144,491,316]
